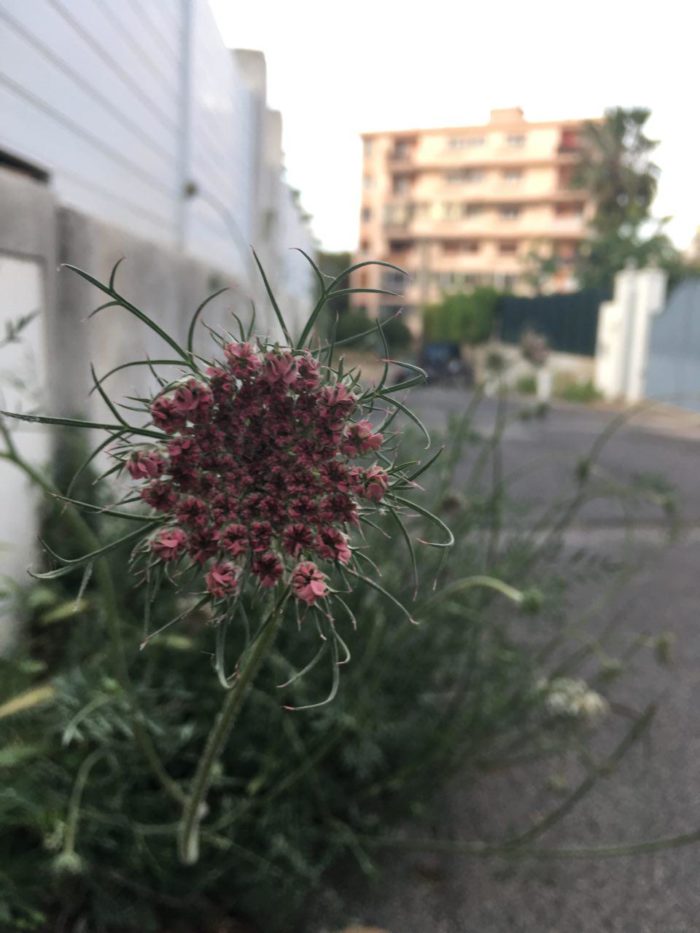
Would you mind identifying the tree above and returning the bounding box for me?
[576,107,659,236]
[317,251,353,315]
[423,288,500,345]
[573,108,690,289]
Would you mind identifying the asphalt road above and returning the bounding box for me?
[317,388,700,933]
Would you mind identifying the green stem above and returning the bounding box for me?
[0,429,184,805]
[178,594,289,865]
[62,748,105,859]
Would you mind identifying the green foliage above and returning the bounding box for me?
[423,288,501,345]
[573,107,695,289]
[515,374,537,395]
[334,307,374,347]
[377,313,413,353]
[317,251,353,315]
[0,397,672,933]
[575,107,659,236]
[557,380,603,404]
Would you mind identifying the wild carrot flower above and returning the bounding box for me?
[123,340,406,612]
[291,561,328,605]
[7,254,452,657]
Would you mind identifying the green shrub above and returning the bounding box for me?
[334,307,373,347]
[423,287,501,345]
[515,374,537,395]
[0,401,670,933]
[558,379,603,404]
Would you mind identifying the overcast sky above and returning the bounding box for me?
[209,0,698,254]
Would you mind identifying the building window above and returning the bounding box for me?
[463,203,483,217]
[445,168,484,184]
[364,139,374,156]
[499,241,518,254]
[383,203,412,226]
[389,239,412,253]
[441,202,466,220]
[559,128,580,152]
[361,207,372,222]
[360,238,370,252]
[499,204,520,219]
[442,240,480,254]
[391,137,416,160]
[502,169,523,182]
[554,202,584,217]
[363,174,373,189]
[506,134,525,147]
[447,135,485,149]
[392,174,411,195]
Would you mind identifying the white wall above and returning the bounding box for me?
[0,0,315,306]
[0,256,48,634]
[0,0,182,245]
[594,268,667,403]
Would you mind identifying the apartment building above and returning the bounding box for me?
[354,107,595,322]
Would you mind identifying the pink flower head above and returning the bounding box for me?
[220,522,248,556]
[206,561,238,599]
[171,379,213,422]
[224,341,261,379]
[262,350,298,387]
[252,551,283,588]
[150,527,187,562]
[314,528,351,565]
[249,520,272,553]
[282,523,314,558]
[176,495,209,528]
[126,449,165,480]
[292,561,328,605]
[342,420,384,456]
[187,527,219,565]
[296,351,320,389]
[141,480,177,512]
[319,384,356,428]
[362,465,390,502]
[150,394,186,434]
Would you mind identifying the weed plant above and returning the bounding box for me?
[0,387,674,933]
[0,261,677,932]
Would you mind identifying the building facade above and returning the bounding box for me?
[0,0,316,313]
[354,108,595,324]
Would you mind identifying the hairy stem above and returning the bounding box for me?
[178,593,289,865]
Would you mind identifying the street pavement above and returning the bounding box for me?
[320,388,700,933]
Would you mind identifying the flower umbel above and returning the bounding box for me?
[124,343,395,611]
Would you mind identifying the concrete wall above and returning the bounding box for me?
[0,1,316,301]
[594,268,667,403]
[0,167,310,644]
